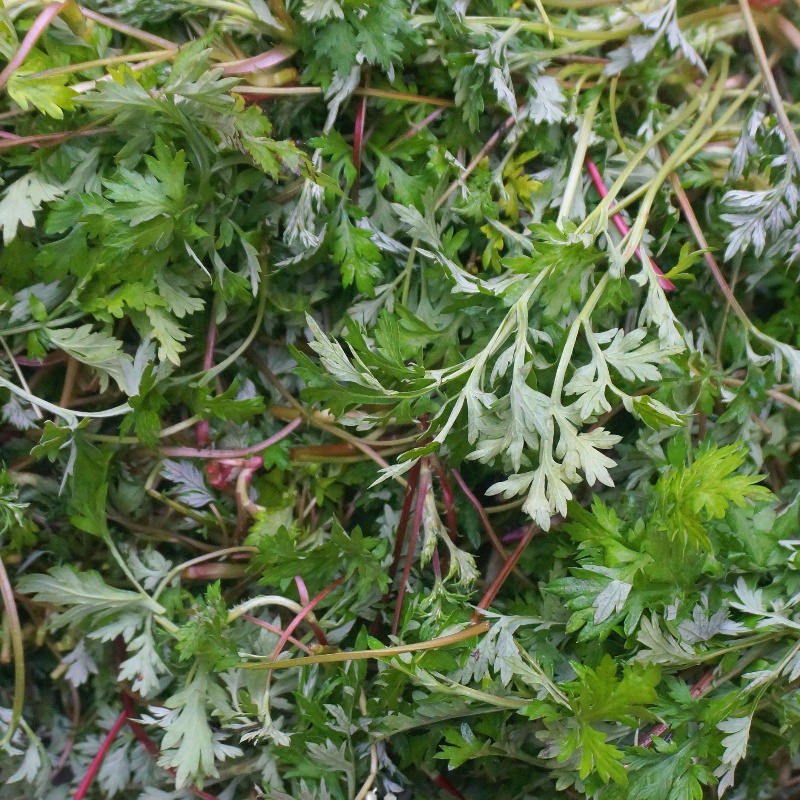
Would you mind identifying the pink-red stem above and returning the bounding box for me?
[221,45,294,76]
[350,92,368,202]
[430,458,459,542]
[195,316,219,448]
[0,3,67,91]
[241,614,313,654]
[585,157,675,291]
[72,710,128,800]
[639,670,715,748]
[471,524,538,622]
[161,417,302,458]
[268,576,342,660]
[392,467,430,635]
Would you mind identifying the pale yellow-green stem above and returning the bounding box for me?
[557,91,600,227]
[236,621,490,670]
[0,555,25,748]
[152,546,258,602]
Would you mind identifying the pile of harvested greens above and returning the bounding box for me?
[4,0,800,797]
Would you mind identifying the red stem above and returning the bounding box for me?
[0,126,114,152]
[430,458,459,541]
[471,524,538,622]
[370,459,421,636]
[241,614,313,654]
[0,3,68,91]
[392,467,430,635]
[639,670,716,748]
[195,314,218,448]
[0,131,36,148]
[450,468,526,581]
[386,460,422,587]
[584,157,675,291]
[160,417,302,458]
[294,574,310,606]
[433,773,467,800]
[269,575,342,659]
[72,710,128,800]
[350,91,368,202]
[387,107,445,152]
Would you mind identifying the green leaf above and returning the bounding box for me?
[656,445,771,548]
[569,654,660,725]
[176,582,239,671]
[435,724,499,769]
[45,325,134,394]
[332,211,382,293]
[197,380,266,424]
[248,521,388,601]
[0,173,64,244]
[7,53,76,119]
[69,438,113,539]
[17,566,162,627]
[578,724,627,784]
[103,139,187,225]
[159,670,232,789]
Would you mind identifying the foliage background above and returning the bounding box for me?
[2,1,800,799]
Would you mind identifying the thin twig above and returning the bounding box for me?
[435,110,519,210]
[72,711,128,800]
[78,6,178,49]
[662,146,757,330]
[0,556,25,747]
[237,621,491,670]
[159,417,302,458]
[392,466,430,635]
[450,468,533,587]
[386,107,446,152]
[738,0,800,166]
[0,3,67,91]
[472,524,539,622]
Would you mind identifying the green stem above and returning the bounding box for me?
[102,533,164,613]
[412,15,637,42]
[551,272,610,402]
[576,66,716,237]
[0,373,131,427]
[0,553,25,748]
[237,621,490,670]
[190,0,258,18]
[557,91,600,228]
[153,546,257,602]
[195,277,268,386]
[85,415,202,444]
[227,594,306,622]
[23,49,176,80]
[0,313,84,337]
[400,239,418,307]
[621,54,730,261]
[738,0,800,167]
